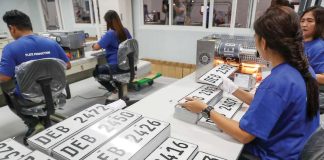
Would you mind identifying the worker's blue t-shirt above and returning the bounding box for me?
[304,38,324,74]
[239,63,319,159]
[0,34,70,95]
[98,28,132,65]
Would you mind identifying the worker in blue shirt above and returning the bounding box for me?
[300,6,324,113]
[180,6,319,159]
[92,10,132,99]
[0,10,71,143]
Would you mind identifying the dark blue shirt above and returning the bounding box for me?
[98,29,132,65]
[0,34,70,95]
[304,38,324,74]
[240,63,319,159]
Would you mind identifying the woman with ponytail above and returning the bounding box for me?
[300,6,324,113]
[92,10,132,95]
[180,6,319,159]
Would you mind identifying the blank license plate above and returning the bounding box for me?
[52,110,142,160]
[28,103,116,154]
[145,137,198,160]
[84,117,170,160]
[0,138,32,160]
[20,150,56,160]
[199,64,237,86]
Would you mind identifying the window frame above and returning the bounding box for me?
[140,0,256,34]
[70,0,98,27]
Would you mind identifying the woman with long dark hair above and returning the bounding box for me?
[300,6,324,113]
[92,10,132,97]
[180,6,319,159]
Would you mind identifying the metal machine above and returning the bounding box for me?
[40,30,88,61]
[196,34,269,89]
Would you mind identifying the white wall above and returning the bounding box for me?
[133,1,253,64]
[0,0,45,33]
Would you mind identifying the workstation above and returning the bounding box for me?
[0,0,324,160]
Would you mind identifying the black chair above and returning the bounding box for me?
[94,39,139,107]
[1,58,70,142]
[301,126,324,160]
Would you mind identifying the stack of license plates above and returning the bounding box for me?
[197,97,243,131]
[28,100,126,155]
[174,85,223,124]
[0,138,32,160]
[198,64,237,87]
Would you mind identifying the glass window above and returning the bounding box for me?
[254,0,271,21]
[73,0,96,24]
[143,0,168,25]
[172,0,204,26]
[212,0,233,27]
[235,0,253,28]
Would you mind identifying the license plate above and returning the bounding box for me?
[0,138,32,160]
[193,151,226,160]
[83,117,170,160]
[145,137,198,160]
[214,97,243,118]
[178,85,223,104]
[197,117,220,131]
[52,110,142,160]
[28,103,118,154]
[20,150,56,160]
[199,64,237,86]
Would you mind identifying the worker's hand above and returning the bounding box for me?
[178,97,208,113]
[220,76,238,94]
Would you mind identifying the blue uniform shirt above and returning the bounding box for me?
[0,34,70,95]
[304,38,324,74]
[98,29,132,65]
[239,63,319,159]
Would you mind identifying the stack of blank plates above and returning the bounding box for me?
[20,150,56,160]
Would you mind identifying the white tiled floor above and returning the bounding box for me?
[0,76,177,144]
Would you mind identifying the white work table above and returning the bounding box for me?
[126,72,246,160]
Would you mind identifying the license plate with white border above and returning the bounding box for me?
[145,137,198,160]
[19,150,56,160]
[28,102,120,154]
[83,117,170,160]
[0,138,32,160]
[197,117,220,131]
[199,64,237,86]
[214,97,243,118]
[52,110,142,160]
[193,151,226,160]
[178,85,222,104]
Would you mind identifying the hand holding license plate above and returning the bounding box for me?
[193,151,226,160]
[52,110,142,160]
[199,64,237,86]
[20,150,56,160]
[178,85,222,104]
[175,85,222,124]
[28,100,125,154]
[145,137,198,160]
[84,117,170,160]
[0,138,32,160]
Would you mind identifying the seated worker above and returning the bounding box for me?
[0,10,71,140]
[300,6,324,113]
[92,10,132,99]
[180,6,319,159]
